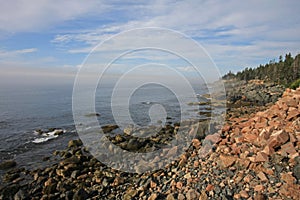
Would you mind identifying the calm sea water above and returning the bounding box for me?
[0,81,208,170]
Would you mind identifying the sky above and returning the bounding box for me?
[0,0,300,84]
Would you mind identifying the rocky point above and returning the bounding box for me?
[0,86,299,199]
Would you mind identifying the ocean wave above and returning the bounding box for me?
[32,129,66,144]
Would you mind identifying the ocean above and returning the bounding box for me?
[0,81,209,171]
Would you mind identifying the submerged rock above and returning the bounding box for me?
[0,160,16,170]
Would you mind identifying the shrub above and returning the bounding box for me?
[290,79,300,89]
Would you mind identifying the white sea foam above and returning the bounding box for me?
[32,129,66,144]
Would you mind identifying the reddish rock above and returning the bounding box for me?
[204,133,221,144]
[193,161,199,168]
[244,133,257,143]
[179,154,188,167]
[279,183,300,199]
[268,130,289,148]
[222,124,231,132]
[288,132,297,143]
[234,136,244,143]
[233,194,240,199]
[231,143,241,154]
[205,184,214,192]
[220,154,236,167]
[255,152,269,162]
[198,144,213,158]
[262,145,274,156]
[263,168,274,175]
[239,190,249,199]
[192,139,201,149]
[150,180,157,188]
[265,126,274,134]
[281,172,296,185]
[257,171,268,182]
[285,97,299,108]
[233,127,240,135]
[255,121,267,129]
[277,100,289,111]
[268,120,283,129]
[281,142,297,155]
[254,185,265,192]
[287,107,300,120]
[238,158,250,168]
[258,129,271,143]
[176,181,183,190]
[241,126,252,134]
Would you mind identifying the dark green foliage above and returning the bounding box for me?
[290,79,300,89]
[222,70,235,80]
[223,53,300,87]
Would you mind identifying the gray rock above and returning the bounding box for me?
[293,163,300,181]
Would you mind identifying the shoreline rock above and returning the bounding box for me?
[1,83,299,200]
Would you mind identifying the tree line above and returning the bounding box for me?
[223,53,300,88]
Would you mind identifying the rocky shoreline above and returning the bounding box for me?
[1,81,299,200]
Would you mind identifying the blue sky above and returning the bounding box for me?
[0,0,300,79]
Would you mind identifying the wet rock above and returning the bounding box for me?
[53,129,65,135]
[85,112,100,117]
[101,124,119,133]
[0,160,17,170]
[68,139,83,148]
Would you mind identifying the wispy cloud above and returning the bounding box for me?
[0,0,111,32]
[49,0,300,72]
[0,48,37,58]
[0,0,299,75]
